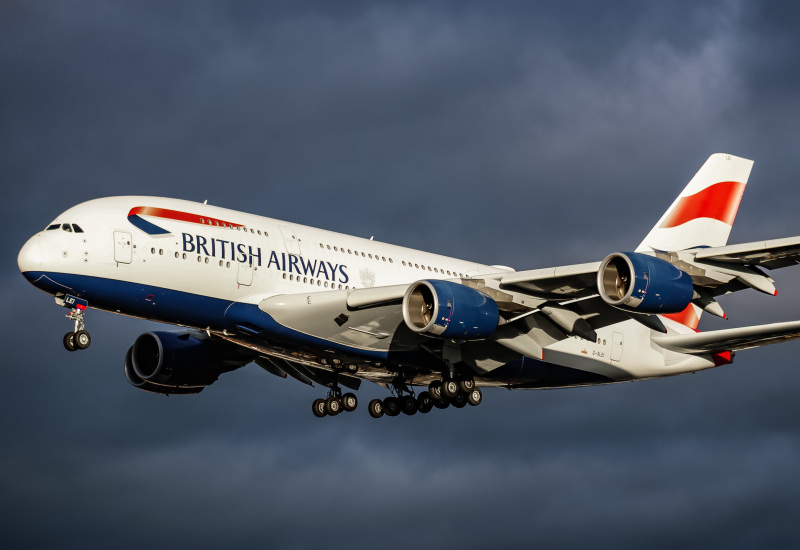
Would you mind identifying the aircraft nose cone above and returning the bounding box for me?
[18,237,43,275]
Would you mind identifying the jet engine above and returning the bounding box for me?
[123,331,253,395]
[402,280,499,339]
[597,252,693,314]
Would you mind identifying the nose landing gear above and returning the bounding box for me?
[59,294,91,352]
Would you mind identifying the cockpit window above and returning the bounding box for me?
[46,224,60,231]
[72,224,84,233]
[62,224,72,232]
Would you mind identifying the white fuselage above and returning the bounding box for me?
[18,196,717,388]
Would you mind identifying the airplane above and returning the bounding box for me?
[17,153,800,419]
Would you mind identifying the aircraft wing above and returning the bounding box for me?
[344,262,604,309]
[652,320,800,353]
[495,262,601,298]
[694,236,800,270]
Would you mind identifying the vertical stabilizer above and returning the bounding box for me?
[636,153,753,253]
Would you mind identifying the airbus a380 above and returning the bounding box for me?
[17,153,800,418]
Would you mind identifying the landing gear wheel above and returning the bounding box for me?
[432,396,449,409]
[368,399,384,418]
[451,391,468,408]
[383,396,400,417]
[428,380,444,401]
[325,396,342,416]
[74,330,91,350]
[401,395,417,416]
[342,393,358,412]
[467,388,483,406]
[442,379,459,398]
[417,391,434,413]
[458,378,475,393]
[312,398,327,417]
[63,332,77,352]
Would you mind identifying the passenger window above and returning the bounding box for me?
[62,224,72,232]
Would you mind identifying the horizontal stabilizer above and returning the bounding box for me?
[653,320,800,353]
[693,235,800,270]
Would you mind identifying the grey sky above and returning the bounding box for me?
[3,1,800,548]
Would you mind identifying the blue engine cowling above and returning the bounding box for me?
[123,331,253,394]
[597,252,694,314]
[402,280,499,339]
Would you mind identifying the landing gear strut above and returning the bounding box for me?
[61,294,91,352]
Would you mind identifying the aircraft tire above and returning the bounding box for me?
[63,332,77,352]
[312,398,327,418]
[451,391,468,408]
[342,393,358,412]
[368,399,384,418]
[383,397,400,416]
[428,380,444,401]
[401,395,417,416]
[417,391,434,413]
[74,330,91,350]
[432,396,449,409]
[325,396,342,416]
[467,388,482,406]
[459,378,475,393]
[442,379,459,398]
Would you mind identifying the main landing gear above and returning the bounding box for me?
[367,377,482,419]
[62,296,91,352]
[312,384,358,418]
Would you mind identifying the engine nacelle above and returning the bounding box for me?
[597,252,693,314]
[124,347,205,395]
[123,331,251,394]
[402,280,499,339]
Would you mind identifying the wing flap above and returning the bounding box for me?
[694,236,800,269]
[653,320,800,353]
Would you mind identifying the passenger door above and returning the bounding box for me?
[237,260,253,286]
[611,331,624,362]
[114,231,132,264]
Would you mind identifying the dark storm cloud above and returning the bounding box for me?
[3,1,800,548]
